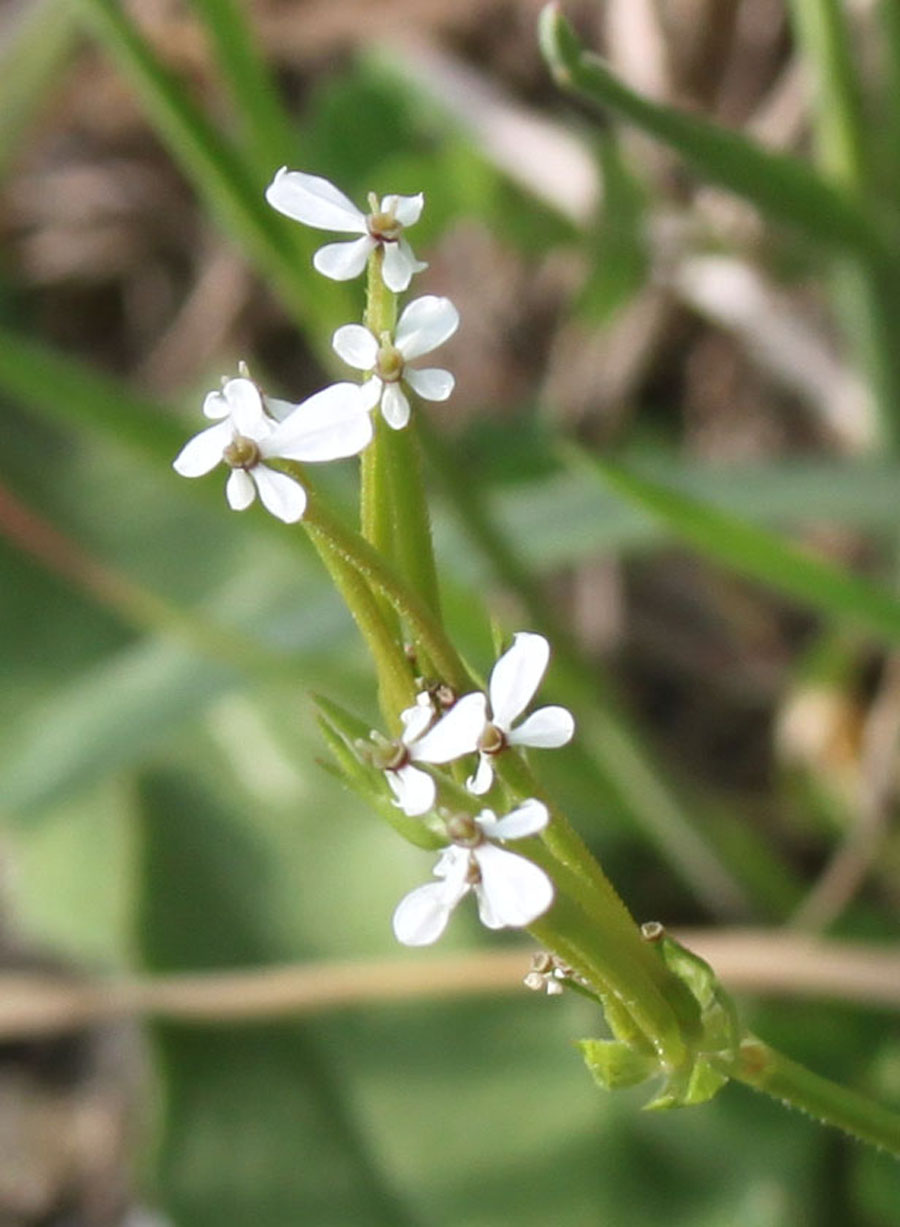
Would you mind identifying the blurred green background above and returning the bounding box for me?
[3,0,900,1222]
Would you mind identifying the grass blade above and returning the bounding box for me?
[569,448,900,647]
[538,4,888,265]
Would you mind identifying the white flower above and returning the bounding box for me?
[383,691,488,816]
[392,799,554,946]
[265,168,427,292]
[333,295,459,430]
[467,632,575,795]
[173,375,373,523]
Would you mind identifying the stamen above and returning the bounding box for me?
[223,435,261,470]
[477,722,507,756]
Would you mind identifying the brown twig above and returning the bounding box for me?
[2,930,899,1041]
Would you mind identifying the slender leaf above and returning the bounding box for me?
[187,0,298,177]
[538,5,890,265]
[0,0,80,179]
[572,450,900,647]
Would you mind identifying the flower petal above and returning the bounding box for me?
[265,168,365,233]
[396,296,460,360]
[405,367,454,402]
[263,395,296,423]
[380,382,410,430]
[359,375,383,412]
[225,467,256,510]
[381,238,427,293]
[203,389,229,419]
[251,465,307,523]
[332,324,378,371]
[411,691,486,764]
[222,377,267,436]
[172,419,232,477]
[473,844,554,929]
[387,764,436,816]
[266,383,373,462]
[401,693,436,743]
[313,236,374,281]
[467,754,494,796]
[478,798,549,842]
[489,632,550,731]
[392,879,460,946]
[507,706,575,749]
[384,192,425,227]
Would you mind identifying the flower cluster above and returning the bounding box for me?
[173,170,457,515]
[375,632,573,946]
[172,170,572,952]
[381,632,574,815]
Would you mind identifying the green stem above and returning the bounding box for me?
[362,251,442,626]
[305,521,416,728]
[787,0,900,451]
[303,489,470,693]
[734,1038,900,1156]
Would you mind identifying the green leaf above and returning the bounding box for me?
[0,0,80,180]
[73,0,352,337]
[572,450,900,648]
[136,769,419,1227]
[538,4,890,265]
[579,1038,657,1090]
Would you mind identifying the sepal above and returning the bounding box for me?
[579,1039,657,1091]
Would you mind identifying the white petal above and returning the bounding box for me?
[411,691,486,765]
[203,390,229,419]
[507,706,575,749]
[332,324,378,371]
[392,880,459,946]
[265,168,366,233]
[359,375,383,412]
[473,844,554,929]
[467,754,494,796]
[265,383,373,462]
[222,377,267,436]
[384,192,425,227]
[405,367,454,402]
[396,296,460,360]
[263,395,296,423]
[251,465,307,523]
[478,798,549,841]
[381,238,427,293]
[313,236,374,281]
[387,764,435,816]
[489,632,550,732]
[225,467,255,510]
[380,382,410,430]
[172,419,232,477]
[401,693,436,743]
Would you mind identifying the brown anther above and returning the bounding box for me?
[641,921,665,943]
[477,722,506,756]
[433,683,457,711]
[223,435,261,470]
[464,856,482,887]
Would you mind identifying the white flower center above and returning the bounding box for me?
[223,435,261,470]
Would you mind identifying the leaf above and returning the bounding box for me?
[136,769,419,1227]
[538,4,889,265]
[574,451,900,647]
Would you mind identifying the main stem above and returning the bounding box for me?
[734,1038,900,1155]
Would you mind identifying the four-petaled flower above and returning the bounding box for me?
[333,295,460,430]
[468,632,575,794]
[266,168,427,292]
[381,691,489,817]
[173,375,373,523]
[392,800,554,945]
